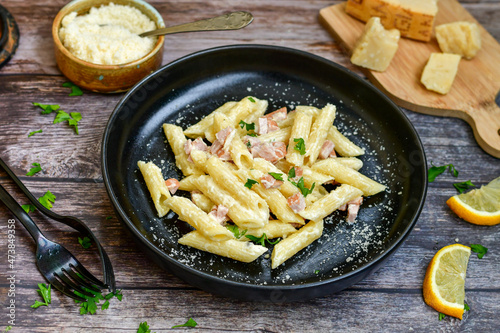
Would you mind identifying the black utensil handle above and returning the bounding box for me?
[0,184,43,241]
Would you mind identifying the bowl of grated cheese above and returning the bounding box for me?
[52,0,165,93]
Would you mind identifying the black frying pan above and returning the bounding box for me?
[102,45,427,301]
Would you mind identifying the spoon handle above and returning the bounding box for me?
[140,11,253,37]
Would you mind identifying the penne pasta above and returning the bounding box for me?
[286,111,313,166]
[163,123,202,176]
[305,104,336,166]
[327,126,365,157]
[244,220,298,240]
[137,161,171,217]
[184,101,237,138]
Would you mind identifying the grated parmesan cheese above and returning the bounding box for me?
[59,2,157,65]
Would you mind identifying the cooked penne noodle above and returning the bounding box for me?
[244,220,298,240]
[312,159,385,196]
[166,196,234,241]
[304,184,329,207]
[178,175,201,192]
[271,219,323,269]
[305,104,336,166]
[190,192,214,213]
[286,111,313,166]
[299,184,363,221]
[137,161,171,217]
[258,126,291,143]
[228,134,254,169]
[184,101,237,138]
[327,126,365,157]
[302,166,335,187]
[295,105,321,120]
[163,123,202,176]
[335,157,363,170]
[252,158,300,198]
[179,231,268,263]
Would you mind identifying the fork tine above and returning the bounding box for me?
[69,261,107,289]
[54,272,96,299]
[49,278,87,302]
[64,267,102,293]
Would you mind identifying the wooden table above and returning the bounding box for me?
[1,1,499,332]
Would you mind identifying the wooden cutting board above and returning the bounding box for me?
[319,0,500,158]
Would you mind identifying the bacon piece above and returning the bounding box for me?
[211,127,235,161]
[288,166,303,182]
[184,137,208,162]
[165,178,180,195]
[256,117,269,135]
[251,141,287,164]
[215,127,234,144]
[338,204,347,211]
[260,173,283,189]
[264,107,287,122]
[287,192,306,213]
[319,140,336,160]
[272,141,286,160]
[243,135,261,150]
[208,204,230,225]
[267,119,279,132]
[346,197,363,223]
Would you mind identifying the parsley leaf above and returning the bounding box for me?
[137,321,156,333]
[33,102,60,114]
[244,178,258,189]
[226,225,247,239]
[54,110,82,134]
[439,313,446,321]
[268,172,283,181]
[453,180,475,193]
[239,120,255,132]
[78,236,92,249]
[428,163,458,182]
[464,302,470,311]
[288,167,296,179]
[248,97,256,103]
[314,270,320,274]
[5,326,12,332]
[246,233,280,247]
[106,216,113,220]
[74,288,123,315]
[22,204,36,213]
[289,177,315,197]
[28,129,43,137]
[172,318,198,328]
[38,191,56,210]
[31,283,51,308]
[293,138,306,155]
[26,162,42,176]
[470,244,487,259]
[62,82,83,96]
[54,110,71,124]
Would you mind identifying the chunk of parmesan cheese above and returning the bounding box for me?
[436,21,482,60]
[420,53,461,94]
[345,0,438,42]
[350,17,400,72]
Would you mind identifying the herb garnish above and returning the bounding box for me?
[293,138,306,155]
[54,110,82,134]
[31,283,51,309]
[239,120,255,131]
[470,244,487,259]
[438,313,446,321]
[62,82,83,96]
[248,97,256,103]
[268,172,283,181]
[26,162,42,176]
[428,163,458,182]
[74,288,123,315]
[226,225,247,239]
[78,236,92,249]
[33,102,60,114]
[246,233,280,247]
[288,167,296,179]
[22,190,56,213]
[453,180,475,193]
[289,177,315,197]
[172,318,197,328]
[137,321,155,333]
[464,302,470,311]
[28,129,43,137]
[244,178,258,189]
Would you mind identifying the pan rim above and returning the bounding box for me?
[101,44,428,294]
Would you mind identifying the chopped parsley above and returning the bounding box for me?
[74,288,123,315]
[26,162,42,176]
[239,120,255,131]
[289,177,315,197]
[428,162,458,182]
[62,82,83,96]
[106,216,113,220]
[31,283,51,309]
[314,270,320,274]
[244,178,258,189]
[246,233,280,247]
[33,102,60,114]
[54,110,82,134]
[5,326,12,332]
[438,313,446,321]
[137,321,155,333]
[22,190,56,213]
[470,244,487,259]
[28,129,43,137]
[268,172,283,181]
[78,236,92,249]
[22,204,36,214]
[248,97,256,103]
[293,138,306,155]
[288,167,296,179]
[453,180,475,193]
[464,302,470,311]
[226,225,247,239]
[172,318,198,329]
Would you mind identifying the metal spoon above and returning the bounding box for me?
[139,11,253,38]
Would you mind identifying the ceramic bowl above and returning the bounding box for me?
[52,0,165,93]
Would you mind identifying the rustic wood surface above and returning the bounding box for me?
[0,0,499,332]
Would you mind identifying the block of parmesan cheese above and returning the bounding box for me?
[420,53,461,94]
[350,17,400,72]
[436,21,482,59]
[345,0,438,42]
